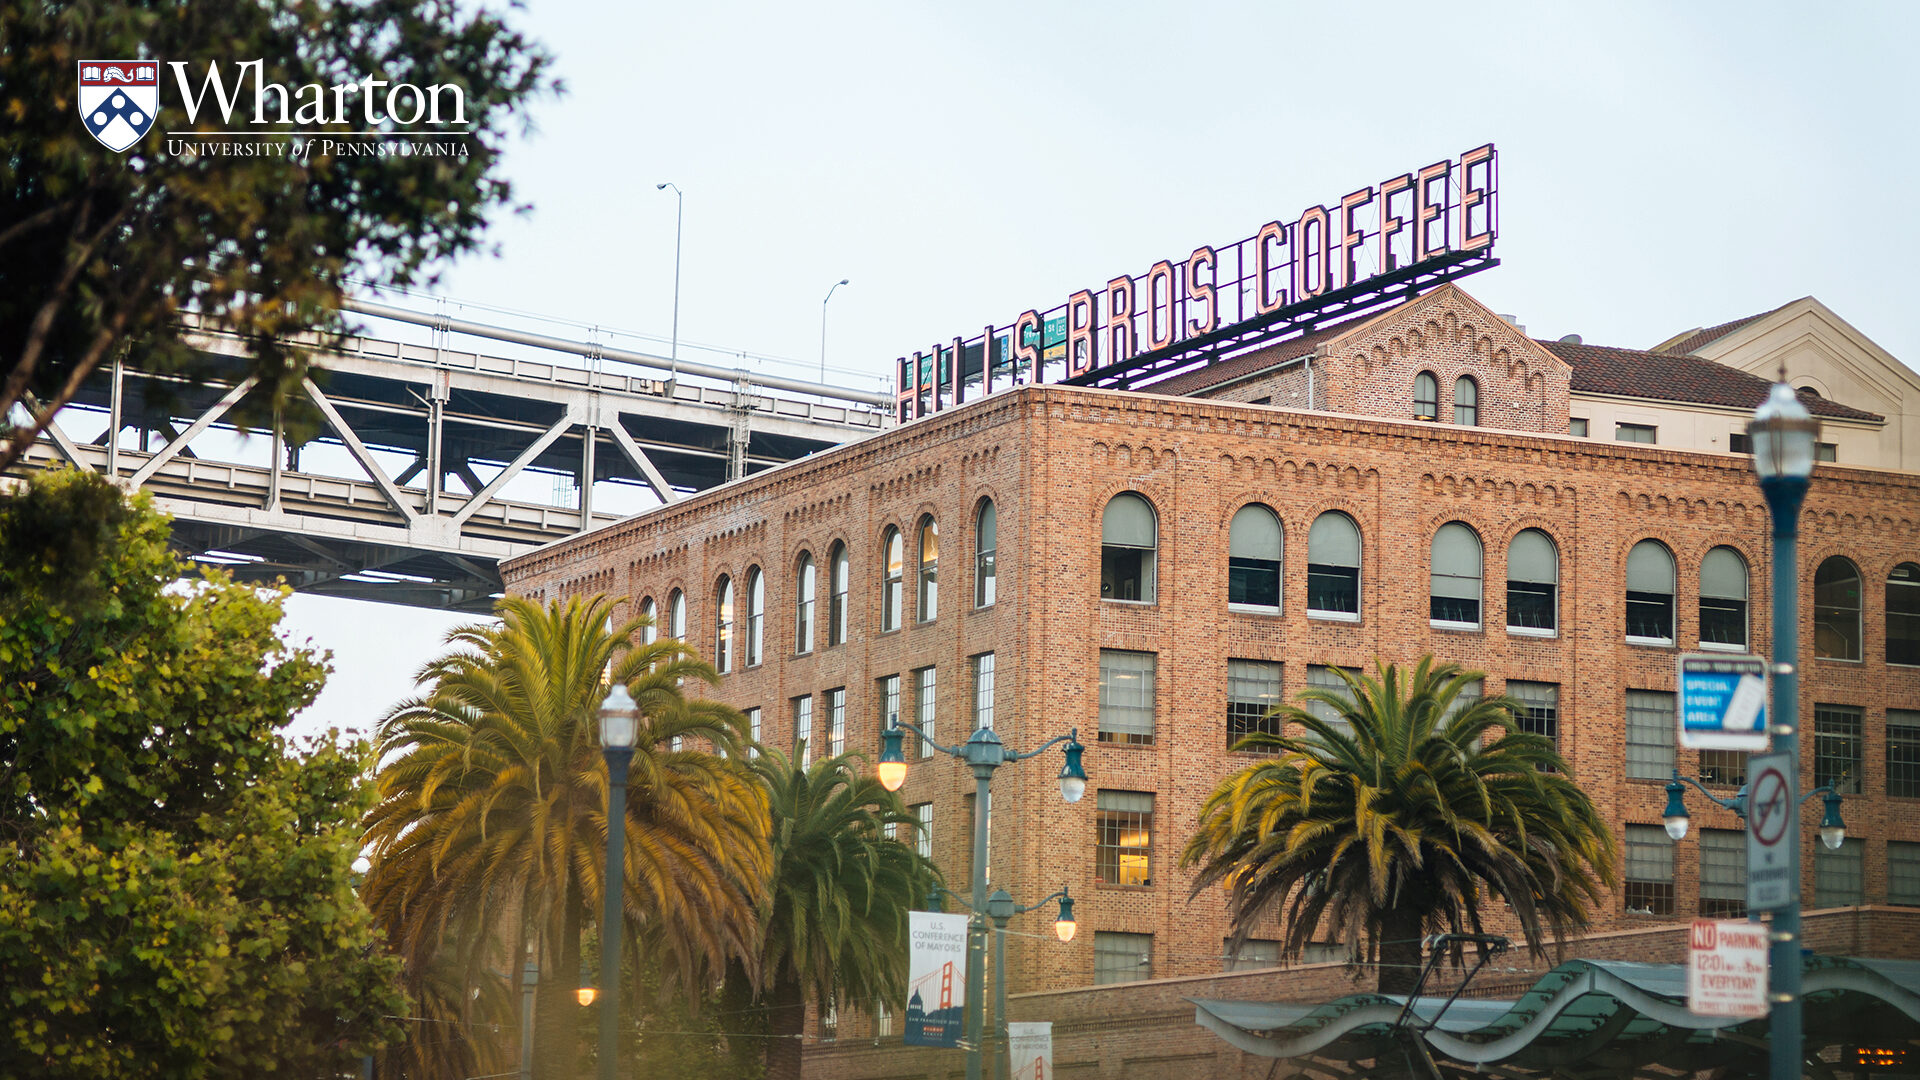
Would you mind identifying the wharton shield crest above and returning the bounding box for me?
[78,61,160,152]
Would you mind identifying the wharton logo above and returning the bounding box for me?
[78,61,160,152]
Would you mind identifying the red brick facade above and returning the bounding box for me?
[502,295,1920,1050]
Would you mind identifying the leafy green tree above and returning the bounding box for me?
[1181,657,1618,994]
[0,0,555,470]
[363,595,770,1080]
[733,747,940,1080]
[0,470,404,1077]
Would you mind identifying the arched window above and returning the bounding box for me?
[1430,522,1483,628]
[1228,504,1282,610]
[1306,511,1361,618]
[1506,529,1558,634]
[1625,540,1676,644]
[1100,493,1157,602]
[1890,562,1920,666]
[916,516,939,622]
[638,597,658,645]
[794,553,816,653]
[1413,371,1438,420]
[745,569,765,665]
[1699,547,1749,650]
[881,527,904,632]
[714,575,734,673]
[975,500,998,608]
[829,542,849,646]
[1453,376,1478,426]
[668,589,686,640]
[1814,556,1862,661]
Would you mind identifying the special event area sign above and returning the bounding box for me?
[1677,653,1770,751]
[894,144,1498,421]
[903,911,969,1048]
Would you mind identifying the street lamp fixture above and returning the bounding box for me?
[656,182,684,377]
[966,886,1077,1080]
[821,279,850,383]
[1818,789,1847,850]
[878,722,1086,1080]
[1660,768,1846,847]
[596,685,641,1080]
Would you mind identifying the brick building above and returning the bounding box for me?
[500,284,1920,1043]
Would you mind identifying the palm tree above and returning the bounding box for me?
[1182,657,1617,994]
[362,594,771,1079]
[737,746,940,1080]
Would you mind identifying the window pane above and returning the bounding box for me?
[1098,650,1156,743]
[1508,529,1557,583]
[1229,505,1282,609]
[972,653,995,731]
[795,557,814,654]
[747,707,761,760]
[1626,690,1675,780]
[1506,680,1559,749]
[976,501,997,608]
[747,569,765,665]
[913,803,932,860]
[1699,749,1746,787]
[793,695,813,767]
[1813,704,1862,794]
[882,529,903,631]
[917,517,938,622]
[1888,563,1920,665]
[1815,837,1864,906]
[1627,540,1675,592]
[1102,493,1156,547]
[1307,513,1361,616]
[830,543,849,646]
[878,675,901,752]
[915,667,937,758]
[1225,939,1281,972]
[1095,790,1154,886]
[1616,422,1657,443]
[1414,372,1438,420]
[715,577,734,672]
[1890,711,1920,799]
[1227,659,1283,749]
[1308,512,1360,565]
[1624,823,1675,915]
[1453,377,1477,426]
[827,687,846,757]
[1890,841,1920,906]
[1093,931,1152,985]
[1430,522,1482,625]
[1101,497,1157,603]
[1700,828,1747,918]
[1306,665,1357,738]
[1813,557,1862,660]
[1507,581,1556,631]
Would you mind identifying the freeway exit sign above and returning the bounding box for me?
[1677,653,1770,751]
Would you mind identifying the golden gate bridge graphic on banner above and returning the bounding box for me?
[902,959,962,1047]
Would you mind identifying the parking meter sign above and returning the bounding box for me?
[1746,752,1798,912]
[1677,653,1770,751]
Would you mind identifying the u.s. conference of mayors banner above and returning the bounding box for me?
[1008,1021,1053,1080]
[903,911,968,1047]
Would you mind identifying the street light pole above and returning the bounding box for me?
[878,723,1086,1080]
[655,183,683,378]
[985,887,1074,1080]
[1748,379,1819,1080]
[597,686,641,1080]
[820,279,849,383]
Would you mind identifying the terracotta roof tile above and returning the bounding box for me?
[1655,304,1786,355]
[1541,339,1883,422]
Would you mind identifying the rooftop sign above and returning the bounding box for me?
[894,144,1498,421]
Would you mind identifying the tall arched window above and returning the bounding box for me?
[1228,504,1282,610]
[1413,371,1438,420]
[795,553,816,653]
[1430,522,1483,628]
[829,542,849,646]
[714,575,734,673]
[1100,493,1157,602]
[668,589,686,640]
[916,516,939,622]
[1505,529,1558,634]
[1814,556,1862,661]
[1306,511,1361,618]
[1625,540,1675,644]
[1453,376,1479,426]
[975,500,998,608]
[639,597,658,645]
[1890,562,1920,666]
[1699,547,1748,650]
[881,527,904,632]
[745,569,765,665]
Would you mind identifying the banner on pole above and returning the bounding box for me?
[1008,1021,1053,1080]
[904,911,969,1047]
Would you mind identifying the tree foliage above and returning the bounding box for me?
[0,470,404,1077]
[363,594,771,1079]
[1181,657,1618,994]
[0,0,556,470]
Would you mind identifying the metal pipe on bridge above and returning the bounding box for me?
[341,296,894,408]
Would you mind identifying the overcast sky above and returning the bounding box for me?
[281,0,1920,740]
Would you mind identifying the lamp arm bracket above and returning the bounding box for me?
[1801,784,1840,806]
[1670,769,1742,813]
[1015,889,1071,916]
[1008,731,1076,762]
[891,718,964,759]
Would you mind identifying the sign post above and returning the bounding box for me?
[1687,919,1770,1018]
[1746,752,1798,912]
[1676,653,1769,751]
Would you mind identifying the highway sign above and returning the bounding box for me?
[1677,653,1770,751]
[1746,752,1798,911]
[1687,919,1769,1018]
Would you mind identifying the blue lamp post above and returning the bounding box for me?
[597,685,641,1080]
[985,886,1075,1080]
[878,723,1086,1080]
[1749,378,1820,1080]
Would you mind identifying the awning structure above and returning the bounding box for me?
[1192,956,1920,1078]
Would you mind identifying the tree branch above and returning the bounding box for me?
[0,199,130,423]
[0,268,152,475]
[0,200,75,253]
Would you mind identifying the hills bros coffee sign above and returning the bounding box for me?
[895,144,1498,422]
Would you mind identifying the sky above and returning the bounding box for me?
[280,0,1920,739]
